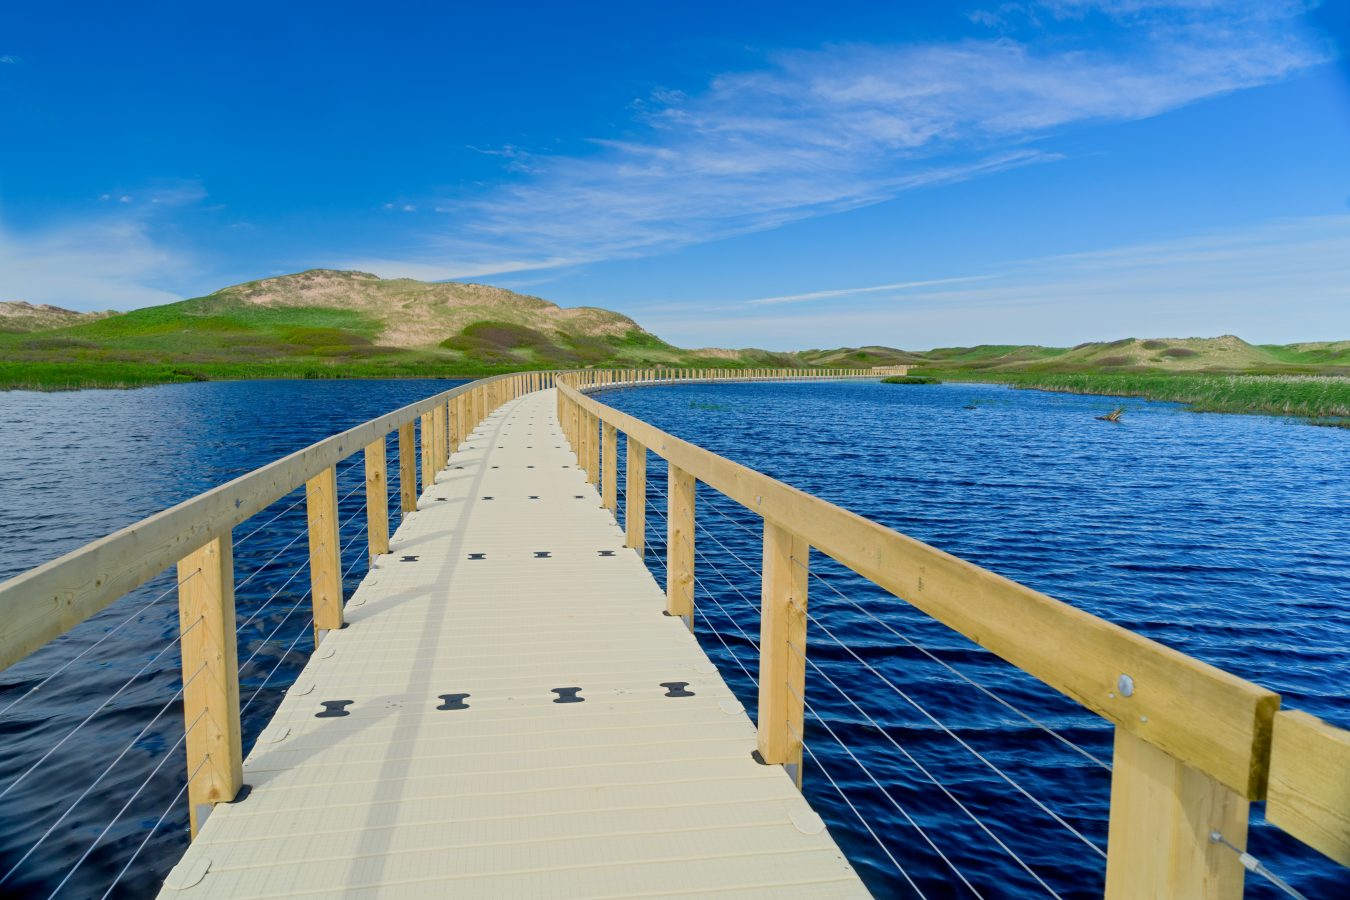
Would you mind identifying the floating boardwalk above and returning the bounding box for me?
[1,368,1346,898]
[159,388,867,898]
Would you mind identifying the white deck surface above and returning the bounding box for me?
[160,389,868,899]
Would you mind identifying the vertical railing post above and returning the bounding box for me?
[602,422,617,513]
[1104,730,1249,899]
[419,410,434,494]
[433,403,447,471]
[177,535,243,837]
[626,437,646,554]
[757,521,809,787]
[398,422,416,514]
[364,438,389,563]
[666,465,695,630]
[585,412,600,486]
[306,465,344,643]
[448,397,459,453]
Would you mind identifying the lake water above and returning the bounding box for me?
[0,378,1345,897]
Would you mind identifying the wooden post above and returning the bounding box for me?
[757,521,809,788]
[433,403,446,471]
[585,412,600,486]
[306,466,344,643]
[420,411,434,494]
[602,422,617,513]
[626,437,646,554]
[1105,728,1249,899]
[177,536,243,837]
[398,422,415,514]
[364,438,389,563]
[666,465,695,630]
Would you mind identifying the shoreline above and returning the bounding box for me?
[3,364,1347,427]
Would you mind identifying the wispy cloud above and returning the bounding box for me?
[352,1,1327,279]
[637,214,1350,348]
[744,275,999,306]
[0,181,208,310]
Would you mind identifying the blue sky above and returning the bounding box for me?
[1,1,1347,349]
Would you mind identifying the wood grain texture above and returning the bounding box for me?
[306,466,344,640]
[758,520,809,788]
[626,437,646,554]
[602,422,618,513]
[398,422,416,514]
[364,439,390,561]
[1105,728,1247,899]
[1266,710,1350,866]
[666,465,696,629]
[176,537,243,837]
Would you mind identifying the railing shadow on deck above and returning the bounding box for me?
[0,366,1342,898]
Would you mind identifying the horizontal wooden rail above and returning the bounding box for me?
[555,371,1350,895]
[0,367,867,673]
[0,371,534,671]
[559,377,1277,796]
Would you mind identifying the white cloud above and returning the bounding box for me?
[0,182,209,310]
[0,218,193,310]
[637,215,1350,348]
[744,275,999,306]
[359,1,1326,278]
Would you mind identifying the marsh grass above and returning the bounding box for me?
[881,375,942,384]
[966,373,1350,421]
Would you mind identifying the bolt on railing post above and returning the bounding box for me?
[176,535,243,837]
[666,464,696,630]
[1104,729,1250,899]
[626,437,646,554]
[364,438,389,563]
[758,520,809,789]
[602,422,617,513]
[398,422,416,514]
[306,465,344,644]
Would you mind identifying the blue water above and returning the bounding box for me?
[0,378,1344,897]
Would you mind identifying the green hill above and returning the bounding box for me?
[0,269,795,389]
[0,270,1345,423]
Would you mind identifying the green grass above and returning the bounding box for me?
[928,371,1350,422]
[881,375,942,385]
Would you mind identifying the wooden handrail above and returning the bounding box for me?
[0,371,532,671]
[555,370,1350,898]
[4,365,1340,893]
[558,376,1278,796]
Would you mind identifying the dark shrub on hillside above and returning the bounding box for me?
[1099,355,1132,366]
[1162,347,1199,358]
[1141,340,1169,350]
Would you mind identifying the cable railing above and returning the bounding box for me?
[0,364,1340,897]
[559,368,1350,899]
[0,366,865,894]
[0,369,572,893]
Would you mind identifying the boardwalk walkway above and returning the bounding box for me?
[160,388,867,898]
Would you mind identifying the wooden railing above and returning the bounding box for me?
[0,366,866,840]
[0,368,556,834]
[555,370,1350,899]
[1,365,1340,898]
